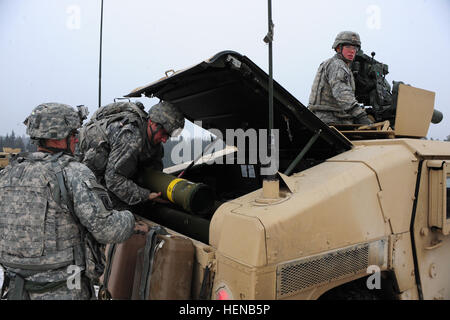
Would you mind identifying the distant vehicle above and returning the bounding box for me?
[101,51,449,300]
[0,148,21,170]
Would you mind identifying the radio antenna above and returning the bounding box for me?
[98,0,104,108]
[261,0,280,200]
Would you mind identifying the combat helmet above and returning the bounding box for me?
[332,31,361,50]
[24,103,85,140]
[147,101,185,137]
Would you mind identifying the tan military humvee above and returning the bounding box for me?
[119,51,449,300]
[0,148,21,170]
[0,153,8,170]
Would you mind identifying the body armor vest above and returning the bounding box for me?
[78,102,148,178]
[0,153,80,271]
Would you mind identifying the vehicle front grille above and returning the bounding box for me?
[276,242,371,298]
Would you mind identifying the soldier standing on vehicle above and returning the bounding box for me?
[0,103,146,300]
[78,100,185,209]
[308,31,373,125]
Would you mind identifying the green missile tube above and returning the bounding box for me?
[141,168,214,215]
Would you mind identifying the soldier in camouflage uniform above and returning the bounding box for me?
[78,100,185,209]
[0,103,144,300]
[308,31,373,125]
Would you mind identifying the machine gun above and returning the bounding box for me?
[352,50,443,126]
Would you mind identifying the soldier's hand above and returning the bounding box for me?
[149,192,162,201]
[148,192,170,204]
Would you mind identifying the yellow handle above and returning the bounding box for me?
[166,178,184,203]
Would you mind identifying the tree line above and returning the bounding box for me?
[0,131,37,152]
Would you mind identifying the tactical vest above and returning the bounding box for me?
[78,102,148,178]
[0,153,82,271]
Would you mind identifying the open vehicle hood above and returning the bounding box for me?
[125,50,352,163]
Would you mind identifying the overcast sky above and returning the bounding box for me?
[1,0,449,139]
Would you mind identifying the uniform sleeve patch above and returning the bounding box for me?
[342,72,350,84]
[99,193,114,211]
[83,179,114,210]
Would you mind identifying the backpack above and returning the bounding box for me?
[78,102,148,178]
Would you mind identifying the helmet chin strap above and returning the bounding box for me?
[65,136,73,155]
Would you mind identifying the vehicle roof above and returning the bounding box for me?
[353,138,450,157]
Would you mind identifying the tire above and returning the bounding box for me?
[319,275,394,300]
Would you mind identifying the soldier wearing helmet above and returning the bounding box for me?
[0,103,143,300]
[147,101,185,145]
[308,31,372,125]
[78,100,185,209]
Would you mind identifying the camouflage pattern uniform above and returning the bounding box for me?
[104,119,165,208]
[79,101,184,209]
[308,31,371,125]
[0,103,135,300]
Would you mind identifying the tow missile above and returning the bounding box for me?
[141,168,214,215]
